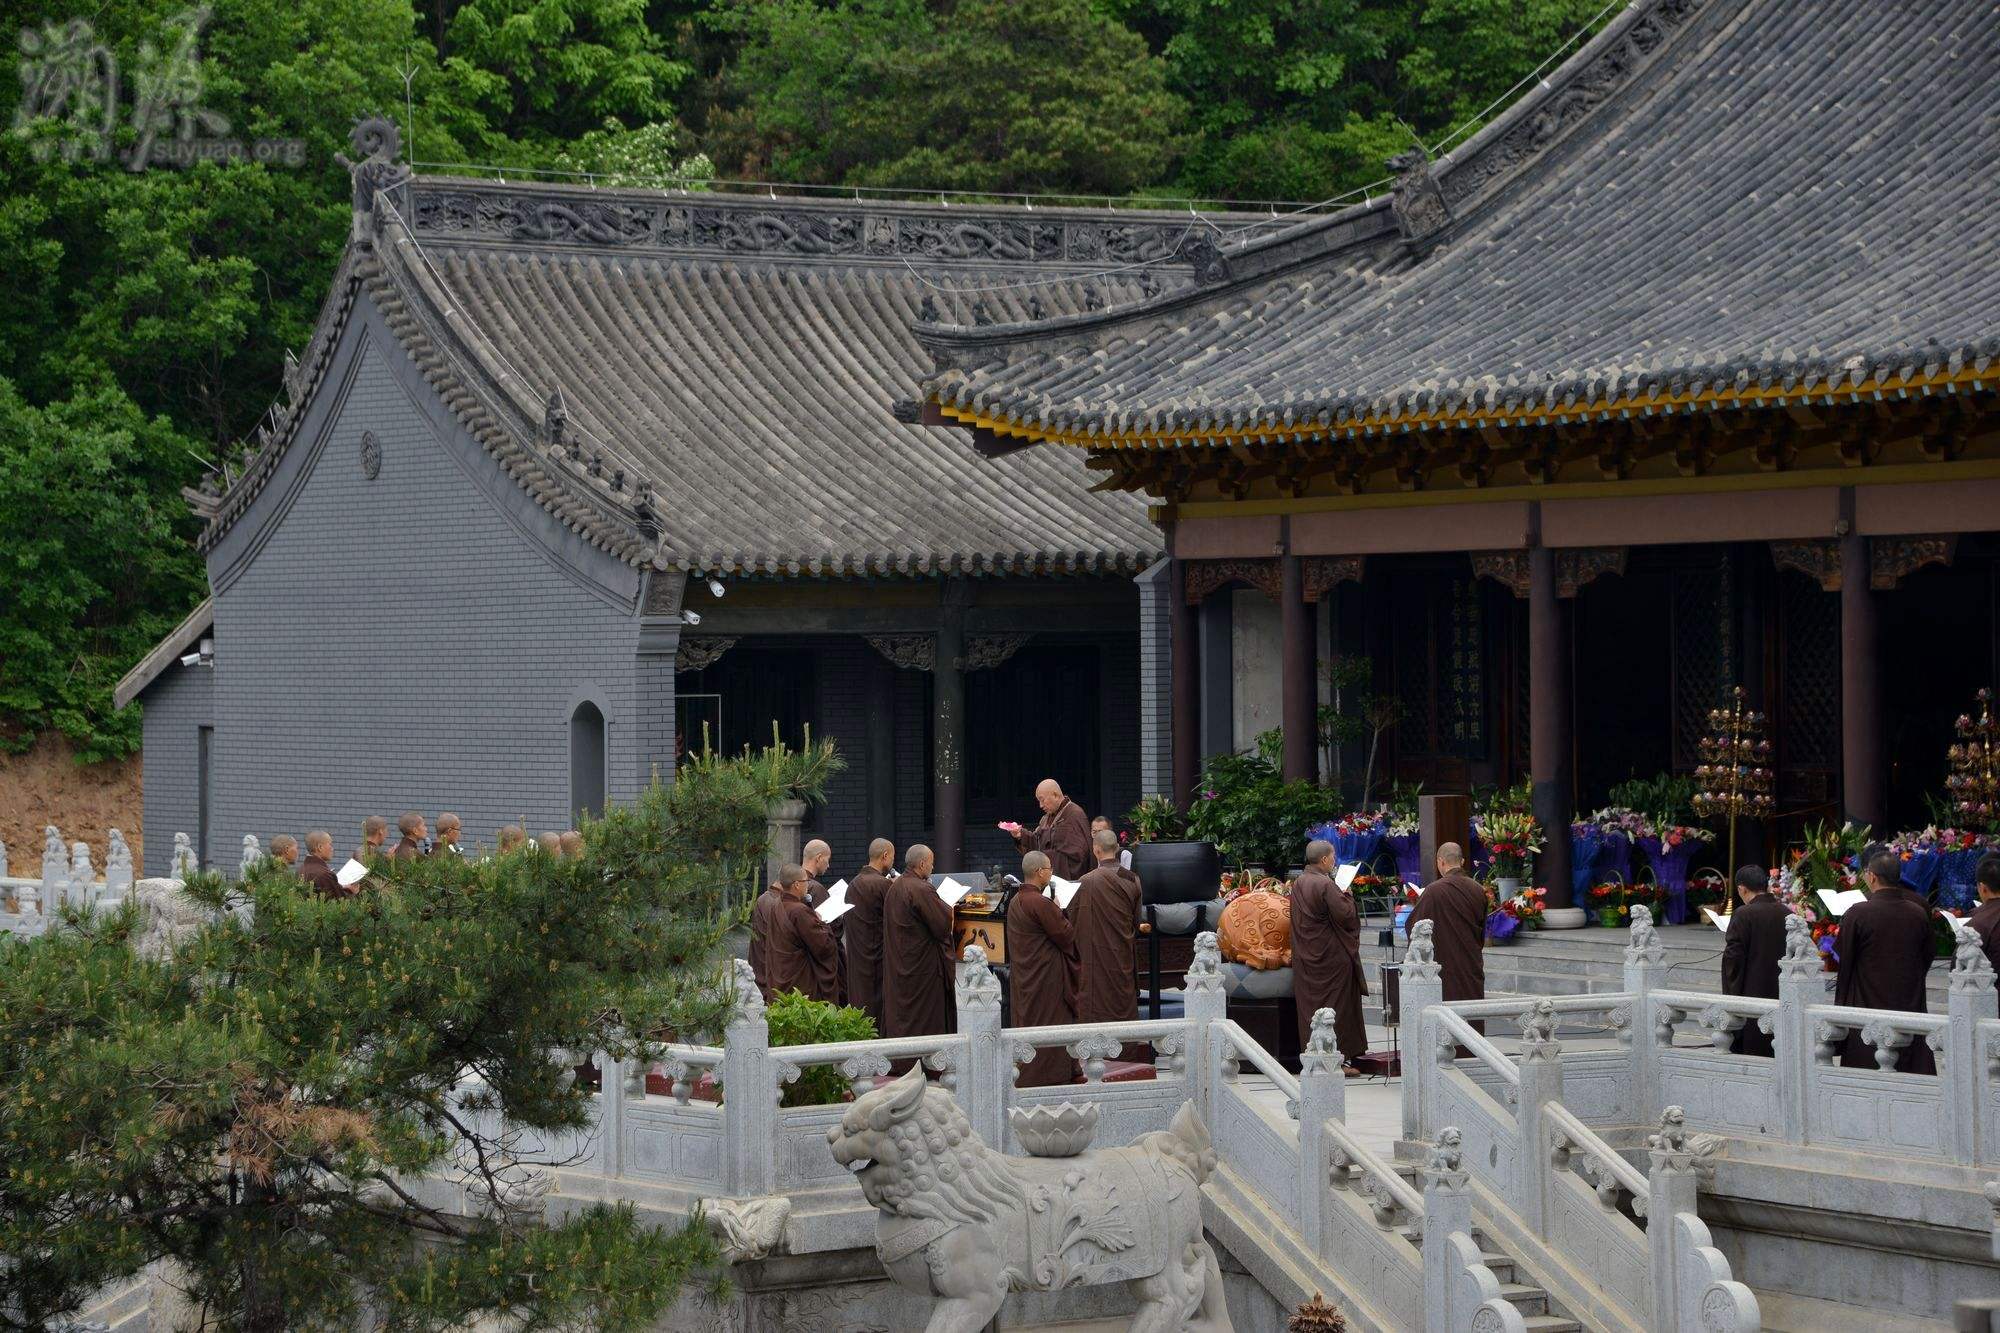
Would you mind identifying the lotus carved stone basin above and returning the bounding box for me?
[1008,1102,1099,1157]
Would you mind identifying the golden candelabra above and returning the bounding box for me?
[1692,685,1773,874]
[1946,687,2000,830]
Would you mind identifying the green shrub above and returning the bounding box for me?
[765,990,878,1108]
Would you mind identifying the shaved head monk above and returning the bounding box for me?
[1009,850,1081,1087]
[1408,842,1488,1030]
[799,838,845,1002]
[1005,778,1092,881]
[843,838,897,1027]
[881,844,954,1043]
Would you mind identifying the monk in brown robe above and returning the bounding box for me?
[1720,865,1788,1057]
[800,838,846,1004]
[389,811,426,863]
[881,844,955,1040]
[355,815,389,867]
[1408,843,1487,1031]
[844,839,896,1028]
[1074,829,1141,1025]
[1006,779,1092,881]
[1009,851,1081,1087]
[1968,856,2000,974]
[1292,839,1368,1071]
[749,862,839,1003]
[299,831,348,900]
[430,813,463,858]
[1835,851,1937,1073]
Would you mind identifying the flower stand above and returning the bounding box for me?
[1640,835,1698,925]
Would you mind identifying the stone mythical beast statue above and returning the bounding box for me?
[826,1069,1233,1332]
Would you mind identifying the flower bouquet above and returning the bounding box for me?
[1637,822,1714,924]
[1589,806,1645,884]
[1889,827,1946,899]
[1684,868,1730,915]
[1775,822,1870,970]
[1569,820,1607,899]
[1481,811,1544,889]
[1309,811,1386,870]
[1922,825,1989,911]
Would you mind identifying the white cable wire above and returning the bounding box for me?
[1424,0,1625,157]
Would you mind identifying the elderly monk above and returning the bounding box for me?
[269,834,299,868]
[390,811,427,863]
[800,838,846,1002]
[749,862,839,1003]
[882,844,955,1041]
[1409,842,1488,1025]
[1074,828,1142,1036]
[1009,851,1082,1087]
[1721,865,1788,1057]
[431,812,463,858]
[1836,851,1937,1073]
[845,839,896,1027]
[1969,856,2000,974]
[1005,779,1092,881]
[299,830,347,899]
[355,815,389,866]
[1292,838,1369,1072]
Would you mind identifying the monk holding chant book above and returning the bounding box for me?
[882,844,955,1040]
[749,863,839,1004]
[1835,851,1936,1074]
[1720,865,1787,1057]
[1074,829,1141,1026]
[1008,851,1082,1087]
[1290,839,1368,1072]
[1408,843,1488,1027]
[1968,856,2000,974]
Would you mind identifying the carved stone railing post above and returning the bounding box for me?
[721,960,774,1197]
[1774,915,1822,1146]
[1184,932,1229,1127]
[954,946,1005,1152]
[68,841,96,912]
[1423,1128,1525,1333]
[171,832,197,880]
[1623,907,1665,1128]
[1400,921,1444,1142]
[41,827,66,912]
[597,1051,630,1179]
[1947,923,1998,1165]
[104,829,133,899]
[1514,1000,1563,1236]
[1296,1009,1347,1249]
[1647,1108,1759,1332]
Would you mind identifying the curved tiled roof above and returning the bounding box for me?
[919,0,2000,447]
[198,179,1273,575]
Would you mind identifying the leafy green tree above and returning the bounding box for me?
[0,754,808,1330]
[720,0,1185,196]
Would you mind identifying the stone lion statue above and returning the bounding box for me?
[826,1069,1232,1332]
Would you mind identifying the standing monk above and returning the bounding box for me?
[1074,829,1143,1061]
[1291,839,1368,1073]
[1720,865,1788,1057]
[1008,851,1081,1087]
[844,840,896,1028]
[1835,851,1937,1073]
[881,845,955,1040]
[1967,856,2000,973]
[1005,779,1092,881]
[749,863,839,1003]
[390,812,427,863]
[801,838,846,1003]
[1408,843,1487,1024]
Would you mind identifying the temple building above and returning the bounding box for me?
[113,126,1245,876]
[915,0,2000,919]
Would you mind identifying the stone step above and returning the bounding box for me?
[1497,1281,1551,1316]
[1518,1314,1584,1333]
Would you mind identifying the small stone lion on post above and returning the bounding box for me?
[826,1068,1232,1332]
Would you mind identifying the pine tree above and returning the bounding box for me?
[0,759,791,1330]
[1289,1291,1348,1332]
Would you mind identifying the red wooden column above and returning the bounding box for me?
[1530,546,1579,925]
[1171,559,1200,807]
[1840,528,1884,828]
[1281,554,1318,783]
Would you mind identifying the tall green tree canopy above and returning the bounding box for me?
[0,760,784,1330]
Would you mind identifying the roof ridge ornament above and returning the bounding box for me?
[1386,139,1451,243]
[1175,232,1232,286]
[337,114,411,241]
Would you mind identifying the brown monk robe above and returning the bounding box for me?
[389,811,427,863]
[881,846,956,1040]
[1408,844,1488,1033]
[801,839,847,1005]
[1720,867,1788,1057]
[1009,853,1082,1087]
[750,864,840,1003]
[844,841,897,1028]
[1010,779,1093,881]
[1073,831,1146,1062]
[1968,855,2000,973]
[1835,854,1937,1074]
[299,833,348,900]
[1291,842,1368,1067]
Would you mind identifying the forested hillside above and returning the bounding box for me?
[0,0,1611,761]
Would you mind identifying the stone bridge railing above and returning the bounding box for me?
[2,829,254,939]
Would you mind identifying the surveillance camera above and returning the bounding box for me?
[707,578,725,598]
[681,609,701,626]
[179,651,203,668]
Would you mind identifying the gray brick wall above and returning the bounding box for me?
[1135,560,1173,800]
[202,319,643,861]
[138,659,212,877]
